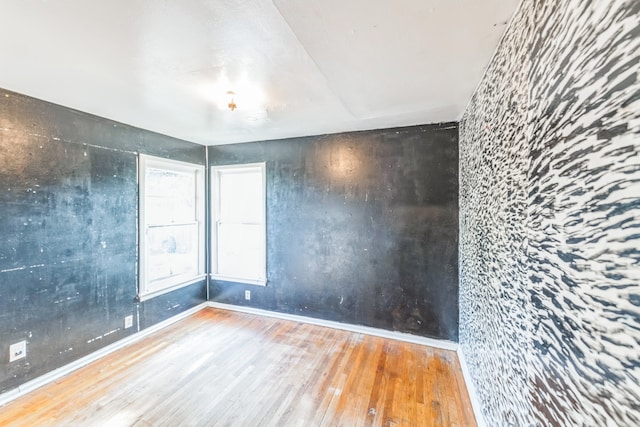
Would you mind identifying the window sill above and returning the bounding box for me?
[137,275,207,302]
[210,274,267,287]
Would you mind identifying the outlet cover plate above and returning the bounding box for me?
[9,340,26,362]
[124,315,133,329]
[245,290,251,300]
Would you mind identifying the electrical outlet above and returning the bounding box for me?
[9,340,26,363]
[245,290,251,300]
[124,315,133,329]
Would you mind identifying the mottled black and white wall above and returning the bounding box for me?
[209,124,459,341]
[0,89,207,394]
[460,0,640,425]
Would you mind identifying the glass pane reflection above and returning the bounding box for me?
[148,224,198,282]
[217,223,262,279]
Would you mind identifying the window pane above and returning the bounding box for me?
[147,224,198,283]
[146,167,195,224]
[219,171,262,223]
[217,223,263,279]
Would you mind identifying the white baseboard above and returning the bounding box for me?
[457,347,486,427]
[207,301,459,351]
[0,303,208,408]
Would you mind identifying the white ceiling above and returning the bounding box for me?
[0,0,518,145]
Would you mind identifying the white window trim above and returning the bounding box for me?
[211,162,267,286]
[138,155,206,300]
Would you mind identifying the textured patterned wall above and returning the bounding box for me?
[459,0,640,425]
[459,1,533,424]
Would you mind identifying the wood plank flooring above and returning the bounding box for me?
[0,308,476,426]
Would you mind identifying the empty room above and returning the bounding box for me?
[1,0,638,425]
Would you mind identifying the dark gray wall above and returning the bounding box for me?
[459,0,640,425]
[209,124,459,341]
[0,89,207,394]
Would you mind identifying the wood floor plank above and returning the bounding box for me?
[0,308,476,426]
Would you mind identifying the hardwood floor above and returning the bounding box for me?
[0,308,476,426]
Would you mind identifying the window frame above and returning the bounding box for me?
[210,162,267,286]
[138,155,206,301]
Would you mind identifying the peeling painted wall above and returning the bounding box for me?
[0,89,206,394]
[209,124,459,341]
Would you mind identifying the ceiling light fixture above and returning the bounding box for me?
[227,91,237,111]
[200,77,265,113]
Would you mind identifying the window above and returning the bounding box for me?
[139,155,205,299]
[211,163,266,286]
